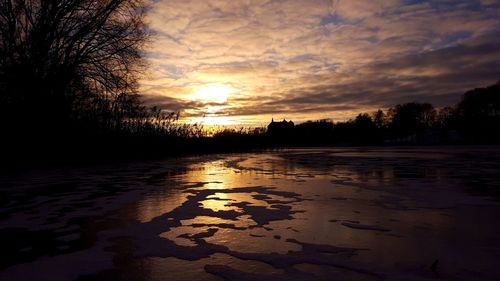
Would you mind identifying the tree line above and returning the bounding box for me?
[266,81,500,145]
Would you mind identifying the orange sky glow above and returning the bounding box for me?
[139,0,500,126]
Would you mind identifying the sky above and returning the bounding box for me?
[140,0,500,126]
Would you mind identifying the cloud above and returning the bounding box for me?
[141,0,500,124]
[333,0,402,20]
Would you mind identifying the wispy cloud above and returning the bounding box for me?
[141,0,500,124]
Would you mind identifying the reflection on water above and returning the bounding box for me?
[1,147,500,281]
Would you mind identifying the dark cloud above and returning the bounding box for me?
[242,33,500,116]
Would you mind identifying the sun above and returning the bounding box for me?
[192,84,233,104]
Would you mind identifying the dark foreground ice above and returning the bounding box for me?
[1,147,500,281]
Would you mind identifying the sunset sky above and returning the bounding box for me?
[139,0,500,126]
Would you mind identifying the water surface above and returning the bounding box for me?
[1,147,500,281]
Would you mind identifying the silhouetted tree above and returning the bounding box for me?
[457,82,500,119]
[295,120,334,145]
[0,0,148,130]
[435,106,457,128]
[372,109,387,129]
[354,113,374,128]
[353,113,378,144]
[455,81,500,142]
[389,102,436,137]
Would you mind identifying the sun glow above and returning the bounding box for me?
[192,84,234,104]
[191,116,240,126]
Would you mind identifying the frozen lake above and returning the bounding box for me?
[1,147,500,281]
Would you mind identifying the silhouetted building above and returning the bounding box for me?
[267,119,295,140]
